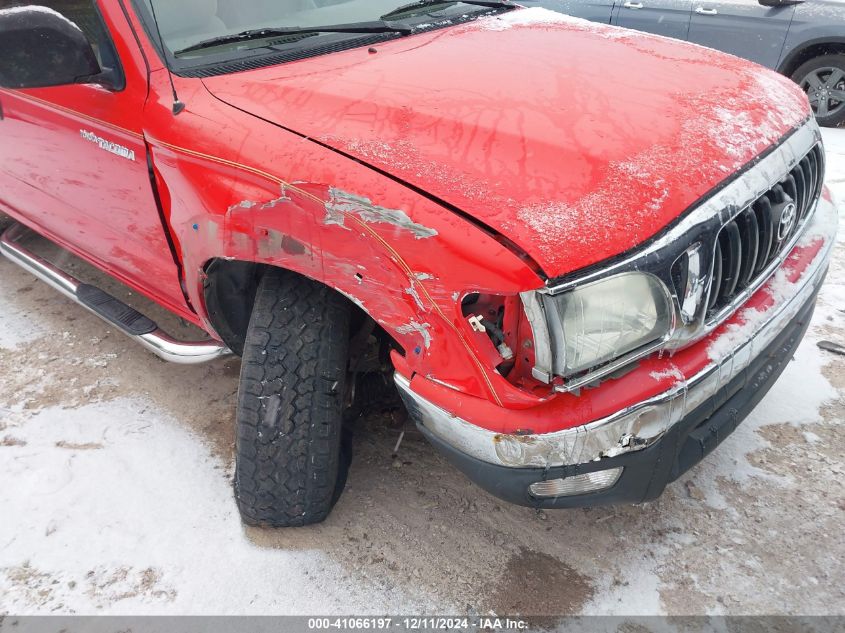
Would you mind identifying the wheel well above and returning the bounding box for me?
[780,41,845,78]
[202,259,396,357]
[203,259,262,356]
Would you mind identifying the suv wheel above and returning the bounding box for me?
[234,268,351,527]
[792,54,845,128]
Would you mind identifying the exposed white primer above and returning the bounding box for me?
[325,188,438,239]
[226,200,257,214]
[405,282,426,311]
[396,320,432,349]
[259,191,292,209]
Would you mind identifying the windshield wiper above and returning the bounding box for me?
[381,0,515,20]
[175,21,413,56]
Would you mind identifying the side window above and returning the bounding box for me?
[0,1,122,80]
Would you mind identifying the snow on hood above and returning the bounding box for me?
[477,6,638,35]
[203,7,811,278]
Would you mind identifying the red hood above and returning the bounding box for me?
[202,7,811,278]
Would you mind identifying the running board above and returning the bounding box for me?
[0,223,230,365]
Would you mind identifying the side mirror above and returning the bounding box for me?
[758,0,804,7]
[0,6,103,89]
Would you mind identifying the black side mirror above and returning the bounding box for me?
[758,0,804,7]
[0,7,103,89]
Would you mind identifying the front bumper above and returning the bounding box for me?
[396,191,837,508]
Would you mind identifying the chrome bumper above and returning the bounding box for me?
[396,192,837,470]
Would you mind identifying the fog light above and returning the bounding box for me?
[528,468,623,498]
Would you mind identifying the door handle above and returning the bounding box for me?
[623,2,644,8]
[695,6,719,14]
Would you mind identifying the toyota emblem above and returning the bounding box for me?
[778,202,797,241]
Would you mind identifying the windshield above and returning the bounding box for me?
[140,0,502,58]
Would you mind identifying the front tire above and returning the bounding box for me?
[792,54,845,128]
[234,268,351,527]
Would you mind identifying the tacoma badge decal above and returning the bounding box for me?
[79,129,136,162]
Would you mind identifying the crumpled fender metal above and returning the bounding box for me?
[142,73,543,406]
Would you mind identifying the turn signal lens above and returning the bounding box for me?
[528,468,623,498]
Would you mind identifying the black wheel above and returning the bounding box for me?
[235,268,351,527]
[792,54,845,128]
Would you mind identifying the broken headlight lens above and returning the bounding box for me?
[544,272,673,379]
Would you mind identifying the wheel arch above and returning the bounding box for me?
[202,257,399,357]
[779,38,845,78]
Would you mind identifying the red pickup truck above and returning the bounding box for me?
[0,0,837,527]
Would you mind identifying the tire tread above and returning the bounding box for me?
[235,269,349,527]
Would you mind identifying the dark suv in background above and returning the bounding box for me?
[526,0,845,127]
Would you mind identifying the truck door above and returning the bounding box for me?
[686,0,794,69]
[0,0,189,315]
[612,0,693,41]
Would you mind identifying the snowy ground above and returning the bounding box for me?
[1,129,844,618]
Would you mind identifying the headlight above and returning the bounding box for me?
[529,272,674,386]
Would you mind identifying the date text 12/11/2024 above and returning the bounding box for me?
[307,617,529,630]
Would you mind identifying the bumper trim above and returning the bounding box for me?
[395,195,835,471]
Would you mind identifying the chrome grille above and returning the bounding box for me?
[706,144,824,318]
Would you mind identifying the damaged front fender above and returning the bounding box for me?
[142,83,544,406]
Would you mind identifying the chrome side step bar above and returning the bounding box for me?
[0,223,230,365]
